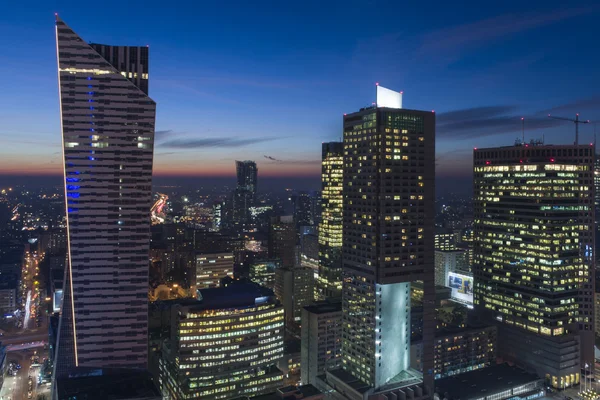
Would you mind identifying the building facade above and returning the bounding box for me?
[301,302,342,385]
[232,160,258,231]
[54,16,154,375]
[160,283,284,400]
[434,249,470,286]
[195,252,234,289]
[249,259,281,289]
[473,144,595,389]
[269,216,297,269]
[274,267,314,330]
[317,142,343,299]
[330,86,436,395]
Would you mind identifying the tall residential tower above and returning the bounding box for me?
[473,144,595,389]
[326,86,436,397]
[54,16,155,375]
[318,142,343,299]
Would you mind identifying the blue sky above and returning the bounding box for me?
[1,0,599,181]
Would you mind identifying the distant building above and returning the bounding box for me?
[435,228,456,251]
[195,252,234,289]
[433,363,544,400]
[317,142,343,299]
[278,339,302,386]
[232,160,258,231]
[0,275,17,313]
[301,302,342,385]
[473,144,595,389]
[434,249,469,286]
[301,233,319,261]
[274,267,314,330]
[250,259,281,289]
[212,201,223,231]
[269,216,297,269]
[292,192,314,227]
[160,282,284,400]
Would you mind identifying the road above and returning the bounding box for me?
[22,292,31,331]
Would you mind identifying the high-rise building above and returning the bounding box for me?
[473,144,595,389]
[318,142,343,300]
[269,216,297,268]
[195,252,234,289]
[594,155,600,227]
[54,16,154,375]
[236,160,258,194]
[160,282,284,400]
[232,160,258,231]
[293,192,314,227]
[274,267,314,330]
[301,302,342,385]
[326,86,436,397]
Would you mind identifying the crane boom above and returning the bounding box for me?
[548,113,590,145]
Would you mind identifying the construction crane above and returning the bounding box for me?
[547,113,590,145]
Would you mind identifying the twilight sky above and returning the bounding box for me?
[1,0,599,183]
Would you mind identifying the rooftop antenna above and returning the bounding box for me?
[521,117,525,143]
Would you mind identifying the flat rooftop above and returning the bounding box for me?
[55,368,161,400]
[434,364,541,400]
[304,301,341,315]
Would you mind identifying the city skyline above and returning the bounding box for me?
[1,1,600,184]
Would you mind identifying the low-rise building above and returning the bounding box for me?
[195,252,234,289]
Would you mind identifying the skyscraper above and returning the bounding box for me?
[232,160,258,230]
[269,216,297,268]
[318,142,343,299]
[326,86,436,396]
[54,16,155,375]
[473,144,595,389]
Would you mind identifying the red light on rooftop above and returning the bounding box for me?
[432,110,435,113]
[520,160,523,163]
[521,117,524,120]
[344,113,347,116]
[474,147,478,150]
[375,82,379,86]
[485,161,491,165]
[400,91,404,94]
[550,158,555,162]
[577,113,579,116]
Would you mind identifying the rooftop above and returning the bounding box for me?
[55,368,161,400]
[245,385,322,400]
[303,301,342,315]
[434,363,541,400]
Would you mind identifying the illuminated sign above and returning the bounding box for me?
[53,289,63,313]
[448,272,473,305]
[376,85,402,109]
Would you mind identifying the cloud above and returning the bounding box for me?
[418,7,597,59]
[159,137,279,149]
[155,130,174,140]
[436,105,570,139]
[544,96,600,114]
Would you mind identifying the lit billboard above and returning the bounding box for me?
[376,85,402,109]
[53,289,63,313]
[448,272,473,305]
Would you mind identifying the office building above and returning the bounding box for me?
[160,282,284,400]
[435,228,456,251]
[301,302,342,385]
[318,142,343,299]
[269,216,297,268]
[434,249,469,286]
[55,369,161,400]
[274,267,314,330]
[54,16,154,375]
[595,156,600,227]
[325,85,436,398]
[433,364,544,400]
[473,144,595,389]
[250,259,281,289]
[195,252,234,289]
[0,275,16,313]
[410,325,496,379]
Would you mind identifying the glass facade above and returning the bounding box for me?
[54,16,154,376]
[473,145,595,387]
[318,142,343,299]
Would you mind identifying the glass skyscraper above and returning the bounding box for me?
[54,16,155,375]
[318,142,343,299]
[473,144,595,389]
